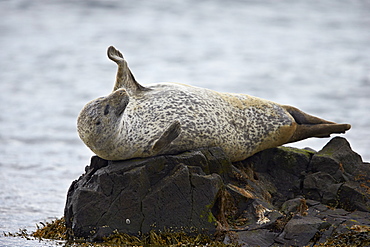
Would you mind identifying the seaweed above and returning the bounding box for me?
[3,217,240,247]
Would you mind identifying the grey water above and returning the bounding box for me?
[0,0,369,246]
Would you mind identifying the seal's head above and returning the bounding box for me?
[77,88,129,153]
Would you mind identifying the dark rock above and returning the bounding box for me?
[65,147,226,240]
[302,171,341,203]
[275,215,326,246]
[229,229,278,246]
[337,182,370,212]
[302,137,370,211]
[280,197,309,215]
[241,146,313,207]
[322,183,343,206]
[141,164,223,234]
[65,137,370,246]
[310,137,363,180]
[303,172,335,198]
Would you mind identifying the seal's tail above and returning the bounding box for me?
[283,105,351,143]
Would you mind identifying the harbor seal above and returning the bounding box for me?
[77,46,351,162]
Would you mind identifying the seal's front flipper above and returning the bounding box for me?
[107,45,124,63]
[152,121,182,153]
[107,46,148,93]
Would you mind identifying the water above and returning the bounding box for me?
[0,0,369,245]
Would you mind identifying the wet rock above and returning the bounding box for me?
[337,182,370,212]
[280,197,310,216]
[64,137,370,245]
[322,183,343,206]
[304,137,370,211]
[303,172,337,200]
[275,215,326,246]
[310,137,363,181]
[230,229,278,247]
[64,148,226,240]
[241,146,313,207]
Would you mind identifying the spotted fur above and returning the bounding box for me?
[77,46,351,162]
[78,82,298,161]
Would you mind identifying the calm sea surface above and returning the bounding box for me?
[1,0,369,245]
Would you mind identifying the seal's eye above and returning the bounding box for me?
[96,121,101,125]
[104,105,110,115]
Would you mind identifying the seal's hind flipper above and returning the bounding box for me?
[283,105,336,125]
[152,121,182,153]
[282,105,351,143]
[288,123,351,143]
[107,46,149,93]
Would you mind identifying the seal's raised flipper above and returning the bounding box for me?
[282,105,351,143]
[107,46,148,93]
[152,121,182,153]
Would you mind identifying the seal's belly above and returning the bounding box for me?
[122,83,294,160]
